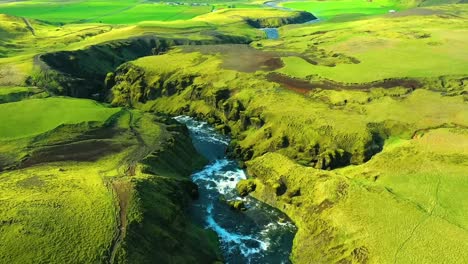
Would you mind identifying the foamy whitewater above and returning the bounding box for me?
[175,116,296,264]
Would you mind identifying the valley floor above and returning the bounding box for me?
[0,0,467,263]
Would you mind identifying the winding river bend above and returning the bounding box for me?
[261,0,320,39]
[175,116,296,264]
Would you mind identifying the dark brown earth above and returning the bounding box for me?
[267,73,317,94]
[386,7,443,17]
[20,139,128,167]
[267,72,422,94]
[182,44,284,72]
[109,179,133,264]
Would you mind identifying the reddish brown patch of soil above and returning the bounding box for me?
[182,44,284,72]
[21,139,127,167]
[267,72,422,94]
[267,73,316,94]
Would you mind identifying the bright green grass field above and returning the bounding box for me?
[0,97,120,139]
[282,0,398,20]
[0,0,211,24]
[273,5,468,83]
[96,3,212,24]
[0,86,36,95]
[0,161,118,263]
[0,0,138,23]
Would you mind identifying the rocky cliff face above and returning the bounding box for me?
[106,60,386,171]
[31,34,251,99]
[246,11,316,28]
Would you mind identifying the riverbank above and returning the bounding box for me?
[177,116,296,263]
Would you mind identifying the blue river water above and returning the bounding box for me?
[175,116,296,264]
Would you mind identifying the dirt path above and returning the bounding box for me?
[21,18,35,36]
[118,109,152,176]
[109,180,132,264]
[107,110,152,263]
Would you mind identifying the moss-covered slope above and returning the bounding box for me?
[103,4,468,262]
[0,92,221,263]
[247,127,468,263]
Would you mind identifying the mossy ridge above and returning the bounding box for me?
[0,86,47,103]
[103,4,467,171]
[33,34,253,99]
[110,113,222,264]
[0,96,221,263]
[245,11,316,28]
[31,7,317,99]
[108,47,467,171]
[247,127,468,263]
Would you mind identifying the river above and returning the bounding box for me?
[261,0,320,39]
[175,116,296,264]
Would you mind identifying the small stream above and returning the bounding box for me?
[175,116,296,264]
[261,0,320,40]
[261,28,280,40]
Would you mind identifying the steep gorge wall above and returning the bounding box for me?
[113,117,223,263]
[32,34,251,99]
[246,11,316,28]
[106,63,387,170]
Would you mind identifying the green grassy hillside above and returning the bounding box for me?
[0,97,120,139]
[102,3,467,263]
[0,0,210,24]
[269,5,468,83]
[0,0,467,263]
[283,0,399,20]
[0,92,221,263]
[248,126,468,263]
[282,0,465,20]
[0,159,118,263]
[0,5,311,87]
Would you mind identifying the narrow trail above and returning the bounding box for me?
[107,178,133,262]
[21,18,35,36]
[109,181,129,264]
[107,110,146,263]
[392,143,442,264]
[119,109,151,176]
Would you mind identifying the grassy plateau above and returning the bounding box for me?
[0,0,467,263]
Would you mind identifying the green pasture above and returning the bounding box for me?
[270,5,468,83]
[0,161,117,263]
[213,3,262,9]
[282,0,398,20]
[0,97,120,139]
[91,3,212,24]
[0,0,138,23]
[0,0,212,24]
